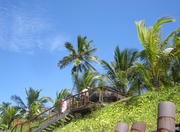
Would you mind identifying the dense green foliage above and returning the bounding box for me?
[55,86,180,132]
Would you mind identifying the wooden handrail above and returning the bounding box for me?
[38,112,60,125]
[11,103,59,131]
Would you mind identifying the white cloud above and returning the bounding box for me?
[50,35,69,52]
[0,3,69,54]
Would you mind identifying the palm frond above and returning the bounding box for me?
[84,47,97,56]
[84,62,95,72]
[55,89,71,103]
[101,60,125,91]
[11,95,27,110]
[152,16,175,32]
[161,28,180,47]
[39,96,53,104]
[128,49,139,66]
[86,56,99,64]
[25,88,41,108]
[73,70,102,92]
[135,20,148,46]
[77,35,85,52]
[64,42,76,54]
[0,102,11,113]
[101,60,117,80]
[58,56,74,69]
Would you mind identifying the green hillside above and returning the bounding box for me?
[55,86,180,132]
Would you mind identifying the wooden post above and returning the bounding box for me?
[48,110,50,120]
[101,87,104,103]
[59,101,61,115]
[86,90,89,105]
[84,92,86,105]
[157,101,175,132]
[27,125,31,132]
[72,96,74,109]
[14,125,17,132]
[69,98,71,109]
[131,122,146,132]
[115,122,129,132]
[99,87,103,103]
[20,124,23,132]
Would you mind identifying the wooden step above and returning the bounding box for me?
[68,114,74,118]
[49,122,58,127]
[31,111,75,132]
[32,110,70,132]
[47,125,55,129]
[43,127,53,132]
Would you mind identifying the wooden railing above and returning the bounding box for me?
[11,86,124,132]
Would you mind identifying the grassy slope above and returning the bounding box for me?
[55,86,180,132]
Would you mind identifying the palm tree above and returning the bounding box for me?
[127,62,153,95]
[53,89,71,112]
[101,46,138,94]
[58,35,99,74]
[171,56,180,85]
[0,102,19,129]
[173,30,180,55]
[0,106,19,129]
[0,102,11,115]
[54,89,71,104]
[73,70,103,93]
[166,30,180,85]
[135,16,179,89]
[11,88,52,119]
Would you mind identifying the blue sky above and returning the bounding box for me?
[0,0,179,104]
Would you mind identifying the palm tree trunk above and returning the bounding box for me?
[151,66,160,90]
[138,79,141,95]
[152,78,160,90]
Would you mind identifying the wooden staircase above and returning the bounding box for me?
[32,110,74,132]
[11,87,125,132]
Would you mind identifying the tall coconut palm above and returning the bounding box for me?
[73,70,103,93]
[101,46,138,94]
[11,88,52,119]
[136,16,178,89]
[58,35,99,74]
